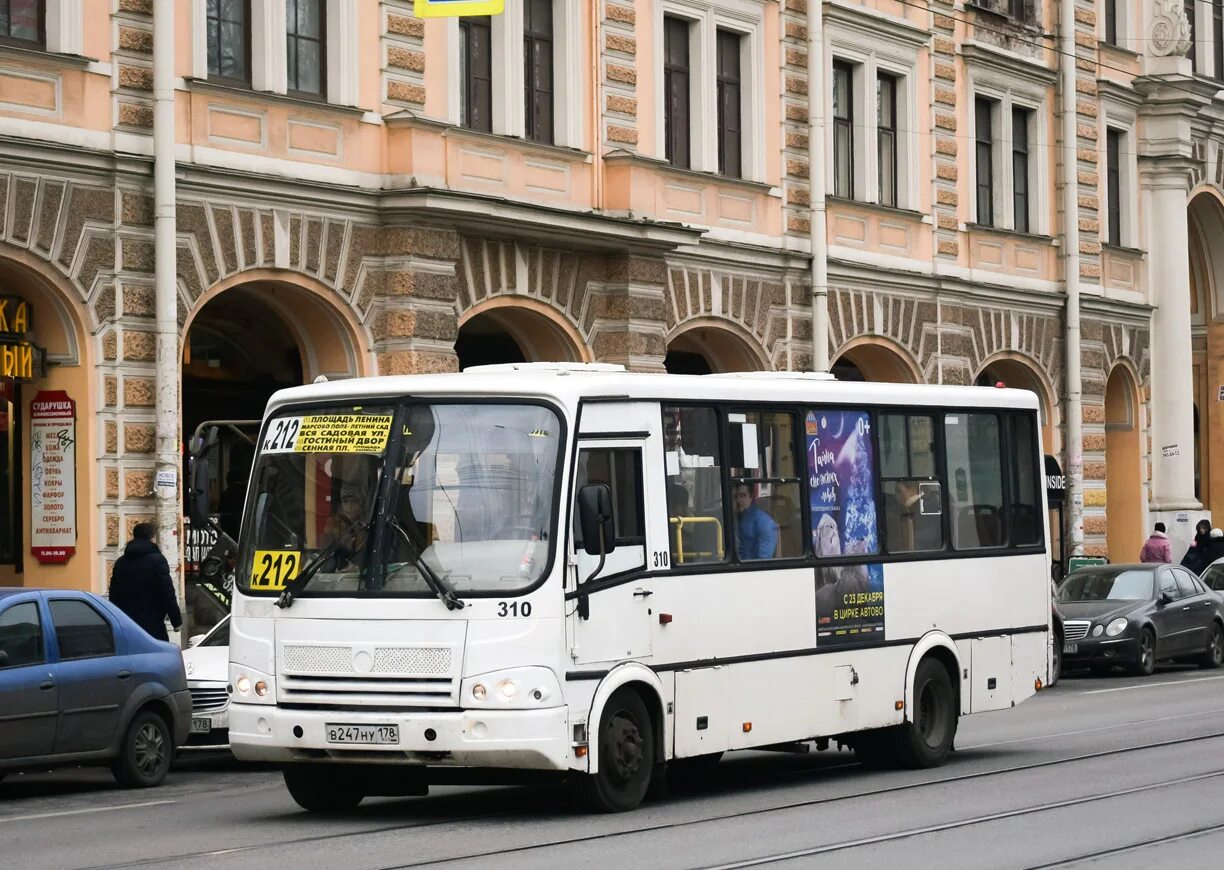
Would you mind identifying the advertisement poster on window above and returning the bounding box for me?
[30,390,76,564]
[806,410,884,645]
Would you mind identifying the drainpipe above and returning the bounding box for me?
[807,0,829,372]
[153,2,181,600]
[1059,0,1083,557]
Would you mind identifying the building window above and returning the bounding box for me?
[523,0,554,145]
[460,16,492,132]
[1008,0,1027,21]
[833,61,854,199]
[1104,0,1118,44]
[0,0,41,46]
[716,30,742,178]
[1186,0,1197,67]
[975,97,995,226]
[286,0,324,97]
[877,72,898,207]
[207,0,250,83]
[1215,0,1223,79]
[1106,128,1122,247]
[663,16,691,169]
[1012,107,1031,233]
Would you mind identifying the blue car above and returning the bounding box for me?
[0,588,192,788]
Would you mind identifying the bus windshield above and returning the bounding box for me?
[238,401,563,598]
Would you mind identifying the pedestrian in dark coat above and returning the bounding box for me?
[109,522,183,642]
[1181,520,1213,574]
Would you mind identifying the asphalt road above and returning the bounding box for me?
[5,665,1224,869]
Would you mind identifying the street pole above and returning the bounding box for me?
[807,0,829,373]
[154,0,182,615]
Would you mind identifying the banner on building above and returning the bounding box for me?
[415,0,504,17]
[30,390,76,564]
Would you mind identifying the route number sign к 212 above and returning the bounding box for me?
[415,0,504,16]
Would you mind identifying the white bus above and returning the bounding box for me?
[191,363,1051,813]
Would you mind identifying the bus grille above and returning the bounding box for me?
[278,643,458,707]
[1063,620,1091,641]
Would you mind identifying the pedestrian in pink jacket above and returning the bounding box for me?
[1139,523,1173,564]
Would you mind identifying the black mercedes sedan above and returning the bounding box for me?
[1057,564,1224,676]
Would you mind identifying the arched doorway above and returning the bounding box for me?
[456,301,588,370]
[0,251,94,589]
[831,339,919,383]
[1105,364,1143,561]
[1190,191,1224,519]
[183,276,365,631]
[664,321,767,374]
[974,356,1056,452]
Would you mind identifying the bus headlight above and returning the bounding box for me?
[1106,617,1129,637]
[230,666,274,704]
[462,668,561,709]
[236,676,251,695]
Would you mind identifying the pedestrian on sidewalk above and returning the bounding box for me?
[109,522,183,642]
[1181,519,1213,574]
[1139,523,1173,564]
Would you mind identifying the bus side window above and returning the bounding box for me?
[945,413,1005,550]
[730,410,803,561]
[663,406,726,566]
[880,413,945,553]
[573,448,646,580]
[1008,413,1042,546]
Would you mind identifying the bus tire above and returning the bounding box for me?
[283,765,364,813]
[581,688,655,813]
[893,657,957,769]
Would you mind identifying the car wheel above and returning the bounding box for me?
[579,688,655,813]
[1050,633,1063,687]
[283,765,364,812]
[1199,622,1224,669]
[1129,628,1157,677]
[111,711,173,788]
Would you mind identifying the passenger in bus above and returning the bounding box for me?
[733,483,778,561]
[893,479,942,551]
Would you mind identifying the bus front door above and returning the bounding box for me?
[568,441,654,666]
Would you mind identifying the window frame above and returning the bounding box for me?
[48,598,117,662]
[1099,96,1138,251]
[1215,0,1223,80]
[716,27,743,179]
[663,14,693,170]
[1011,105,1032,234]
[832,60,855,200]
[877,71,899,208]
[285,0,326,99]
[459,15,493,133]
[1106,128,1122,249]
[205,0,253,87]
[1104,0,1118,45]
[522,0,554,145]
[0,0,44,49]
[975,96,996,227]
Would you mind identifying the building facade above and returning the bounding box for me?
[0,0,1218,608]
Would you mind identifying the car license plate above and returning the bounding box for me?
[1063,642,1078,654]
[191,717,212,734]
[325,724,399,745]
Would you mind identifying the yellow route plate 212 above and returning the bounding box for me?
[250,550,301,591]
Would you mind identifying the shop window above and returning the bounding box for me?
[0,379,17,566]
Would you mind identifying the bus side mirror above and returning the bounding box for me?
[577,484,616,557]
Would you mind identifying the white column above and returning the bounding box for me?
[1146,165,1199,512]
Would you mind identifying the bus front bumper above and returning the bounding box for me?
[228,703,571,771]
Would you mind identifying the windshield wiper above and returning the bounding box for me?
[386,516,465,611]
[275,520,373,609]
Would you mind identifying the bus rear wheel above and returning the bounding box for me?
[581,688,655,813]
[893,658,958,768]
[284,765,365,813]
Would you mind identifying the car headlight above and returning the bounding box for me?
[1106,617,1129,637]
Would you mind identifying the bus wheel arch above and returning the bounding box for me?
[904,633,964,719]
[585,664,669,776]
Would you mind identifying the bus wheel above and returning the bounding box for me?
[582,688,655,813]
[894,658,957,769]
[284,765,364,813]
